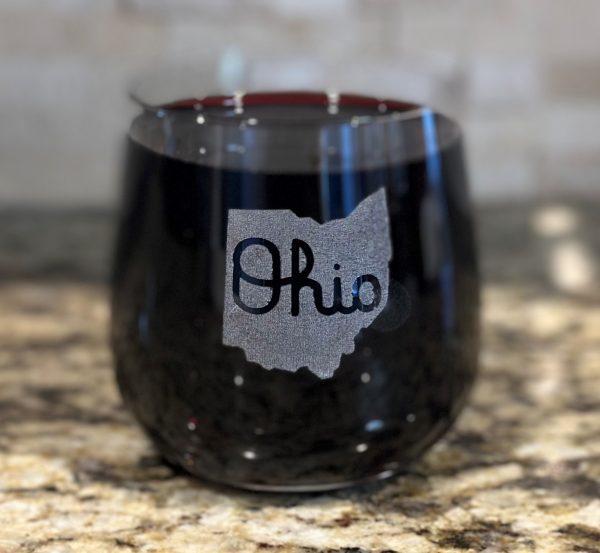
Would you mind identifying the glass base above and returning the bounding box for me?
[220,466,401,493]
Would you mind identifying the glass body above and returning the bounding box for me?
[111,92,479,491]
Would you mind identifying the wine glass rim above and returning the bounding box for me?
[130,89,456,130]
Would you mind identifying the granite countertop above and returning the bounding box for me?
[0,203,598,553]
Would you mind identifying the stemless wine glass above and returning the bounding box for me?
[111,90,479,491]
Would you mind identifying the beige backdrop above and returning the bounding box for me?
[1,0,599,206]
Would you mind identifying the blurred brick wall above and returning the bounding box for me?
[1,0,599,206]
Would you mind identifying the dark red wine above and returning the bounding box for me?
[111,94,479,490]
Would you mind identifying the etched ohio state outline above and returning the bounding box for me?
[222,188,392,379]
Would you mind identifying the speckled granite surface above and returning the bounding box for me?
[0,203,598,553]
